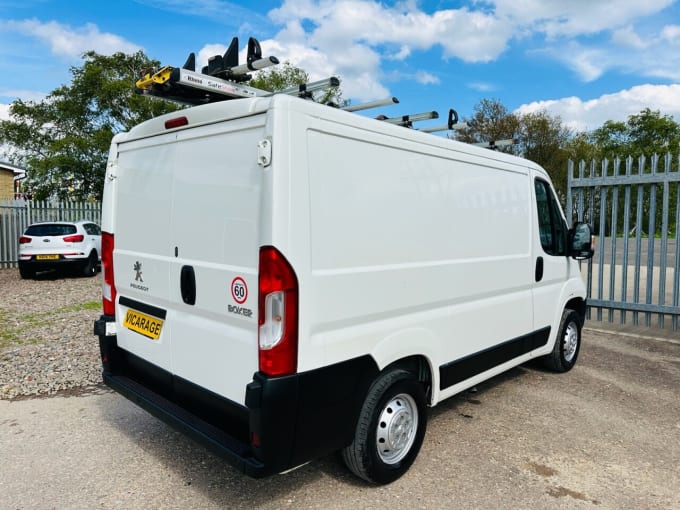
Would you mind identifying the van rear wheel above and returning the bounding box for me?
[542,308,581,372]
[341,368,427,484]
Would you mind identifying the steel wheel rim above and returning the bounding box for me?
[376,393,418,465]
[563,321,579,362]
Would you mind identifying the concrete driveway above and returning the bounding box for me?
[1,327,679,510]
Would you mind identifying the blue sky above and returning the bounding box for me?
[1,0,679,133]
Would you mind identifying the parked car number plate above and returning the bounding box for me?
[123,309,164,340]
[35,254,60,260]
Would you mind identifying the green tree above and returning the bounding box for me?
[564,131,601,164]
[627,108,680,156]
[0,51,180,200]
[591,108,680,158]
[518,110,572,198]
[454,98,520,152]
[590,120,631,158]
[249,61,345,106]
[455,99,574,197]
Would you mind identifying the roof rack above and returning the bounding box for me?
[136,36,343,105]
[471,138,518,150]
[136,37,470,137]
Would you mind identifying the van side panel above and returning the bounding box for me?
[305,125,534,394]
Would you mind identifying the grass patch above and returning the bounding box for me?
[0,308,21,350]
[0,301,101,352]
[56,301,101,313]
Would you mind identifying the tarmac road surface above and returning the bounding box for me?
[1,328,679,510]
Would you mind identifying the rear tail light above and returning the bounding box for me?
[19,236,31,244]
[258,247,298,376]
[101,232,117,316]
[63,234,84,243]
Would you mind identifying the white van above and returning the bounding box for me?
[94,93,594,484]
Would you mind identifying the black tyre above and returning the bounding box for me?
[19,265,35,279]
[82,251,98,277]
[341,369,427,484]
[542,308,581,372]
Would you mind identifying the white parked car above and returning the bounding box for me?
[18,220,101,279]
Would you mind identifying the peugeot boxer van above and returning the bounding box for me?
[94,93,594,484]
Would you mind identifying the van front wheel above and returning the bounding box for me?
[542,308,581,372]
[341,369,427,484]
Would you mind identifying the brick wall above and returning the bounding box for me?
[0,169,14,200]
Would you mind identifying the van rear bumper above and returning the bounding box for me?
[103,370,267,475]
[95,315,378,478]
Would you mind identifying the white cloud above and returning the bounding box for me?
[542,43,608,82]
[0,89,47,103]
[262,0,512,100]
[415,71,439,85]
[490,0,674,37]
[0,103,11,121]
[270,1,511,62]
[0,19,141,58]
[515,84,680,131]
[468,81,497,92]
[661,24,680,43]
[611,26,651,49]
[540,21,680,82]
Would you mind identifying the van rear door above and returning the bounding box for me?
[113,112,266,405]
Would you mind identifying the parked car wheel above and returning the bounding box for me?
[18,265,35,280]
[82,251,98,277]
[341,368,427,484]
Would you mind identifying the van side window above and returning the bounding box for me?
[534,179,566,256]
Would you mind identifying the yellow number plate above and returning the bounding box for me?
[123,309,164,340]
[35,254,59,260]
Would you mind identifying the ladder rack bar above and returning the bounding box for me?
[380,111,438,126]
[228,56,280,76]
[421,122,467,133]
[280,77,340,97]
[471,138,517,149]
[342,97,399,112]
[173,68,267,98]
[419,109,461,133]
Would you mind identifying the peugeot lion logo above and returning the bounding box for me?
[133,261,143,282]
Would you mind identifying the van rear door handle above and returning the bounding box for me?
[535,257,544,282]
[180,265,196,305]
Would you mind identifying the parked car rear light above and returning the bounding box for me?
[258,246,298,376]
[19,236,31,244]
[63,234,84,243]
[101,232,117,316]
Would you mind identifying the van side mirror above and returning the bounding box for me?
[568,222,594,260]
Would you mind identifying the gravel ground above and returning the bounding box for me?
[0,268,103,400]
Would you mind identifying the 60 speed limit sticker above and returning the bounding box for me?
[231,277,248,304]
[228,277,253,318]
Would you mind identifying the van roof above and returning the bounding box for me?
[118,94,547,178]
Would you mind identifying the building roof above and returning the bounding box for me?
[0,161,26,178]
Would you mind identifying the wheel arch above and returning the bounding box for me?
[381,355,434,405]
[565,296,587,327]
